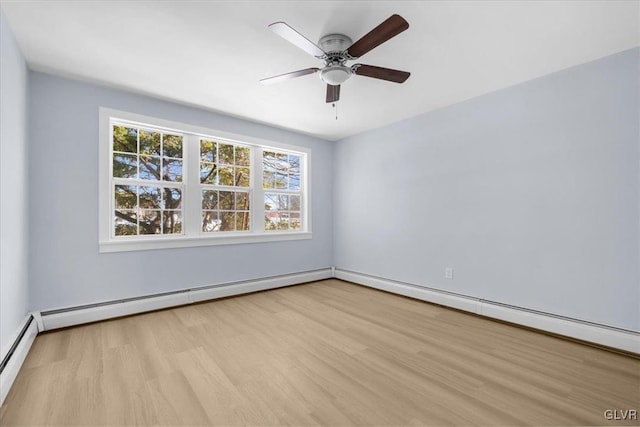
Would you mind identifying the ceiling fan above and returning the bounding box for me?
[261,14,411,103]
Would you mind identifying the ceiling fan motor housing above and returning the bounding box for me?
[318,33,353,55]
[318,33,353,85]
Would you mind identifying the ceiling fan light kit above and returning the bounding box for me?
[261,14,411,103]
[320,66,351,86]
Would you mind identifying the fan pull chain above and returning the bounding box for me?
[333,102,338,120]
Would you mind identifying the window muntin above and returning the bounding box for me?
[101,109,310,251]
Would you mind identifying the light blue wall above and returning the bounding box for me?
[0,10,30,356]
[27,72,334,311]
[334,48,640,332]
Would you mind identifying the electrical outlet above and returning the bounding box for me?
[445,267,454,279]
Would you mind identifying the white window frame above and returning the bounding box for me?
[99,107,311,253]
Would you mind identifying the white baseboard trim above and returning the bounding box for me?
[0,314,39,406]
[335,269,640,354]
[40,268,333,331]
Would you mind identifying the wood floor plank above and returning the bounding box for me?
[1,279,638,426]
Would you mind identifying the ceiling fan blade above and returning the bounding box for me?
[269,22,326,58]
[260,68,320,85]
[353,64,410,83]
[326,84,340,103]
[346,14,409,58]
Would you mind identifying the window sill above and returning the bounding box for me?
[99,232,312,253]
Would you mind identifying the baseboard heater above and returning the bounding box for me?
[0,315,34,375]
[0,314,39,405]
[39,268,333,331]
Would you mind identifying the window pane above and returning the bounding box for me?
[262,151,276,189]
[263,169,274,189]
[200,162,217,184]
[114,210,137,236]
[276,153,289,174]
[113,153,137,179]
[276,194,290,210]
[236,192,250,210]
[235,146,250,166]
[291,212,301,230]
[139,155,161,180]
[115,185,137,209]
[162,211,182,234]
[163,187,182,210]
[288,174,301,191]
[200,139,216,162]
[277,218,290,230]
[236,212,250,231]
[289,155,301,190]
[139,210,161,234]
[219,143,234,165]
[274,172,287,189]
[139,129,161,156]
[265,212,278,230]
[202,211,220,232]
[113,126,137,153]
[219,166,234,186]
[163,134,183,158]
[162,158,182,182]
[235,167,250,187]
[290,195,301,211]
[219,191,234,210]
[202,190,218,210]
[220,212,235,231]
[264,193,277,211]
[139,186,161,209]
[288,155,300,172]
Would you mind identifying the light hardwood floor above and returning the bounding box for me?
[1,279,638,426]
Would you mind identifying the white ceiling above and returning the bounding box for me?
[2,1,638,141]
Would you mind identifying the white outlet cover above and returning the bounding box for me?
[445,268,454,279]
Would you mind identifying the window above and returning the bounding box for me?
[200,139,251,233]
[112,125,184,236]
[99,108,310,252]
[263,151,302,231]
